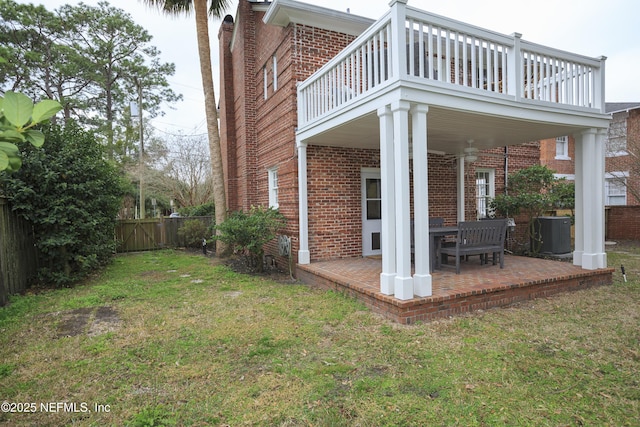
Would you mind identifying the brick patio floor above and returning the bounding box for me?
[297,254,614,324]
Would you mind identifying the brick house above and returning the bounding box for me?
[218,0,610,300]
[540,102,640,206]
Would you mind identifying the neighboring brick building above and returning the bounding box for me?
[604,103,640,206]
[539,134,576,179]
[218,0,610,300]
[540,103,640,206]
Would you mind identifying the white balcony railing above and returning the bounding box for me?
[297,2,606,129]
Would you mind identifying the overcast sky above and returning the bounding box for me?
[18,0,640,136]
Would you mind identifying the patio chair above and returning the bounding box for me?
[439,219,508,274]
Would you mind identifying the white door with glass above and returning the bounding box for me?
[362,169,382,256]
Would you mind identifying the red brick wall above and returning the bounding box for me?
[606,206,640,240]
[304,144,540,261]
[540,136,575,176]
[219,4,359,266]
[293,24,357,81]
[306,146,379,261]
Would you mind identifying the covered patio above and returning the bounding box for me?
[297,255,613,324]
[292,0,611,304]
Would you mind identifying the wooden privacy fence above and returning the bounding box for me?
[115,216,214,253]
[0,198,39,306]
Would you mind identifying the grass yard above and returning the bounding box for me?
[0,246,639,426]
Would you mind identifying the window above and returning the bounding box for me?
[365,178,382,220]
[268,167,279,208]
[272,55,278,92]
[263,66,268,100]
[555,136,570,160]
[475,169,495,219]
[606,115,627,157]
[605,174,627,206]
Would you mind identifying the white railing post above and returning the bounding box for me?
[389,0,408,80]
[507,33,522,101]
[296,82,305,128]
[595,56,607,112]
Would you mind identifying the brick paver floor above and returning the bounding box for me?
[299,254,612,303]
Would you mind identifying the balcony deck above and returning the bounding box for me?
[297,255,613,324]
[296,1,609,153]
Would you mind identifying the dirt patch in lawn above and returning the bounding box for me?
[54,306,120,338]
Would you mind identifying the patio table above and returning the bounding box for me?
[429,226,458,272]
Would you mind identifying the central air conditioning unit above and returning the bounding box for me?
[533,217,572,254]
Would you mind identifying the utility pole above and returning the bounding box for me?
[136,78,145,219]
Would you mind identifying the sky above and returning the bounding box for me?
[17,0,640,136]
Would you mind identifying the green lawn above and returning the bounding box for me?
[1,248,639,426]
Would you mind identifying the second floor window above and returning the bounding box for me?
[263,55,278,100]
[555,136,569,159]
[606,116,627,157]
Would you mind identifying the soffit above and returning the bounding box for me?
[302,106,593,156]
[263,0,374,36]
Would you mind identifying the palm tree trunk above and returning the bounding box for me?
[193,0,228,255]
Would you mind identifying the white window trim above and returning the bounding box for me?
[475,168,495,219]
[272,55,278,92]
[605,171,628,206]
[555,136,570,160]
[268,167,279,209]
[606,149,629,158]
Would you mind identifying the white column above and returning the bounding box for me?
[598,129,608,268]
[391,100,413,300]
[457,155,466,222]
[411,104,432,297]
[297,140,310,264]
[378,106,396,295]
[573,132,583,265]
[577,129,607,269]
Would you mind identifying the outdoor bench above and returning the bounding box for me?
[440,219,508,274]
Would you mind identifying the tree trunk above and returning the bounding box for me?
[193,0,228,256]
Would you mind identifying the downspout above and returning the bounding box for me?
[504,146,509,193]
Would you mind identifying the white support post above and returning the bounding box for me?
[576,129,607,269]
[391,100,413,300]
[411,104,432,297]
[573,132,583,266]
[297,140,310,264]
[378,105,396,295]
[457,155,466,222]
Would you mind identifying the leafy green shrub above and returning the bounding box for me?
[1,122,125,286]
[177,219,209,248]
[178,202,214,217]
[490,165,574,255]
[0,91,62,172]
[215,206,286,271]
